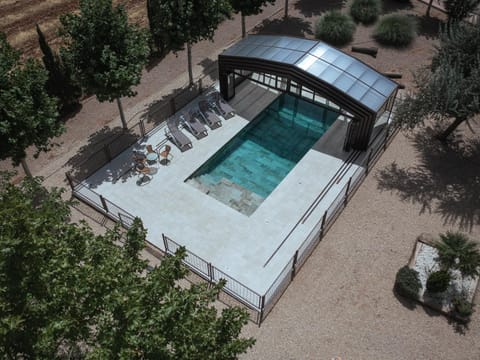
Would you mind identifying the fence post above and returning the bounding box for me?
[99,195,109,213]
[384,125,390,151]
[169,97,176,115]
[104,145,112,162]
[208,262,213,283]
[198,78,203,94]
[290,251,298,281]
[259,295,266,326]
[139,119,146,137]
[320,210,327,239]
[365,149,373,174]
[162,234,169,253]
[65,172,75,191]
[343,177,351,207]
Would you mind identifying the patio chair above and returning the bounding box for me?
[208,92,236,120]
[180,110,208,140]
[159,144,173,165]
[198,100,222,130]
[165,115,193,152]
[135,162,153,184]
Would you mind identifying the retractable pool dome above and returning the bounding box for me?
[218,35,398,151]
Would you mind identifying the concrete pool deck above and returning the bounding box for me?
[80,81,381,296]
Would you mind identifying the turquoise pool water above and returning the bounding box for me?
[188,94,338,215]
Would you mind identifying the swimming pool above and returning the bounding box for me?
[187,94,338,215]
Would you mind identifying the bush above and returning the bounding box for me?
[395,266,422,300]
[373,14,417,47]
[350,0,382,25]
[453,295,474,317]
[435,231,480,278]
[315,11,356,46]
[426,270,451,293]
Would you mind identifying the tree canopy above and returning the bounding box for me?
[60,0,150,128]
[443,0,480,25]
[0,173,254,359]
[393,23,480,141]
[37,24,82,115]
[0,33,62,168]
[147,0,231,84]
[230,0,276,37]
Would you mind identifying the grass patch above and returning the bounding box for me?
[315,11,356,46]
[373,14,417,47]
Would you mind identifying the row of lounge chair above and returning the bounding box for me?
[165,92,236,152]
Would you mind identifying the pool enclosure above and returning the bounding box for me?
[219,35,398,150]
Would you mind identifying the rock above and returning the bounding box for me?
[417,232,435,245]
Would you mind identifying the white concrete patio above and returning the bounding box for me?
[81,81,369,296]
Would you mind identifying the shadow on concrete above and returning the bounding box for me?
[66,126,141,189]
[376,127,480,232]
[294,0,347,17]
[252,16,313,37]
[414,14,443,39]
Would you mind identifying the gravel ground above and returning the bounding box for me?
[2,0,480,358]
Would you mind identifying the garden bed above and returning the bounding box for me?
[408,234,479,322]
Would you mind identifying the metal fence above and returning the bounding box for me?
[68,84,399,324]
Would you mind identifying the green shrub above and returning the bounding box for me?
[426,270,451,293]
[315,11,356,46]
[453,295,474,317]
[395,266,422,300]
[435,231,480,278]
[373,14,417,47]
[350,0,382,25]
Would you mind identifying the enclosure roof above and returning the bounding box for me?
[220,35,398,113]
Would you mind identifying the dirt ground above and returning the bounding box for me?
[2,0,480,358]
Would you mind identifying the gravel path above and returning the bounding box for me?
[2,0,480,358]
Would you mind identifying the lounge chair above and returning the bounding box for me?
[198,100,222,130]
[180,110,208,139]
[208,92,236,120]
[165,115,193,152]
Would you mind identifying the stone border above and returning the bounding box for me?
[407,233,479,323]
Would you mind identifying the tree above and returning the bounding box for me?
[0,33,62,177]
[394,24,480,141]
[0,173,255,359]
[36,24,82,115]
[443,0,480,26]
[149,0,231,86]
[230,0,276,38]
[434,231,480,279]
[60,0,150,129]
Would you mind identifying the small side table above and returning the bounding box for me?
[146,152,158,164]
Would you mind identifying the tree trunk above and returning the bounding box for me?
[437,117,465,142]
[241,13,246,38]
[20,158,32,177]
[426,0,434,17]
[116,98,128,130]
[187,42,194,86]
[284,0,289,19]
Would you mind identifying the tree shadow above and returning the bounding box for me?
[382,0,414,14]
[141,84,202,127]
[252,16,313,37]
[294,0,347,18]
[66,126,140,188]
[376,128,480,232]
[393,288,417,310]
[414,14,443,39]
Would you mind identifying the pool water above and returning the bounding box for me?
[187,94,338,215]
